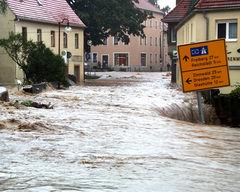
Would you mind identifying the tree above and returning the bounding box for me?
[27,42,67,84]
[67,0,152,52]
[0,33,67,85]
[161,5,171,16]
[148,0,158,6]
[0,32,35,81]
[0,0,7,14]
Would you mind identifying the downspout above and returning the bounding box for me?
[203,11,209,40]
[203,11,212,103]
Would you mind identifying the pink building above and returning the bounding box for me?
[90,0,170,72]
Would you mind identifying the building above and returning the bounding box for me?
[0,0,85,84]
[165,0,240,93]
[162,0,195,83]
[90,0,170,72]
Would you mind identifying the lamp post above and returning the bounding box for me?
[58,18,72,55]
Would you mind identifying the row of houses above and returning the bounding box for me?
[0,0,170,85]
[91,0,170,72]
[163,0,240,93]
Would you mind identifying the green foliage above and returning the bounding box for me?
[161,5,171,16]
[67,0,152,52]
[230,85,240,98]
[27,42,67,84]
[0,33,67,85]
[148,0,158,5]
[0,0,7,14]
[20,100,33,107]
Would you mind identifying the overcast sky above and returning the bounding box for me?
[158,0,176,10]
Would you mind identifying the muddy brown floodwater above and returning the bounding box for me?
[0,73,240,192]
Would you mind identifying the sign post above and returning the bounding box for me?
[178,39,230,124]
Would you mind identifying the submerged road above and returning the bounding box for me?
[0,72,239,192]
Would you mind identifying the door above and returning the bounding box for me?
[102,55,109,69]
[74,65,80,83]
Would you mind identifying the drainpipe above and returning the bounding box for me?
[203,12,209,41]
[203,12,212,103]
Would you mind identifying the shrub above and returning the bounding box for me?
[230,85,240,98]
[27,42,68,85]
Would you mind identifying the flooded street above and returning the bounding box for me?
[0,72,240,192]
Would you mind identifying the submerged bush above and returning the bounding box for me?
[230,85,240,98]
[27,42,68,85]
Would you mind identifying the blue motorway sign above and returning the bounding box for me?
[190,46,208,57]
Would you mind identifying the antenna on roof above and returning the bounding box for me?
[37,0,43,6]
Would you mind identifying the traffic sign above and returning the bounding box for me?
[178,39,230,92]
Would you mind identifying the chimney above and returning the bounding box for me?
[176,0,181,4]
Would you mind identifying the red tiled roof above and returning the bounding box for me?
[134,0,162,13]
[7,0,85,27]
[195,0,240,9]
[162,0,192,23]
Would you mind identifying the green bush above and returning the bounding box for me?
[27,42,68,85]
[230,85,240,98]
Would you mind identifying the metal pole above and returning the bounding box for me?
[58,22,60,55]
[196,91,205,124]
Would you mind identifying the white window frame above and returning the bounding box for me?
[92,52,98,63]
[101,54,109,68]
[113,36,119,45]
[140,53,147,67]
[113,52,129,67]
[170,28,176,43]
[216,19,238,42]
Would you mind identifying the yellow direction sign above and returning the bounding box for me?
[178,39,230,92]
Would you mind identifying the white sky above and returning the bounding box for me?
[158,0,176,10]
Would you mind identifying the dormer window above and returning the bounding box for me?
[37,0,43,6]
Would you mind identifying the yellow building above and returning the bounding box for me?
[0,0,85,84]
[164,0,240,93]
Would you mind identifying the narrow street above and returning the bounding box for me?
[0,72,240,192]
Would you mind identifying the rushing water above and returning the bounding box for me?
[0,73,240,192]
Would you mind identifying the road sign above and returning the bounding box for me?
[178,39,230,92]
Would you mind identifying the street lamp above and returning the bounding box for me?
[58,18,72,55]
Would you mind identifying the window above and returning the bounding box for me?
[140,37,143,45]
[217,20,238,41]
[50,31,55,47]
[22,27,27,42]
[141,53,146,66]
[150,37,152,46]
[144,37,147,45]
[155,54,157,64]
[155,37,157,46]
[63,32,68,48]
[37,29,42,42]
[155,21,158,29]
[123,38,129,45]
[114,36,119,45]
[150,20,152,28]
[114,53,128,66]
[103,38,107,45]
[92,53,97,63]
[170,28,176,43]
[150,54,152,64]
[75,33,79,49]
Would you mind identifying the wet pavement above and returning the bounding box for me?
[0,72,240,192]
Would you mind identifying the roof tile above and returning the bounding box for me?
[134,0,162,13]
[195,0,240,9]
[162,0,192,23]
[7,0,85,27]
